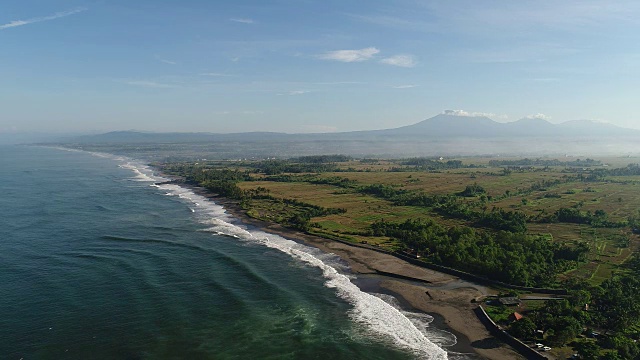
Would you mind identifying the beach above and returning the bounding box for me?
[192,188,526,360]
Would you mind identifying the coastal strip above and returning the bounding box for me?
[179,182,526,360]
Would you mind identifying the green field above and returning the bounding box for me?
[163,156,640,286]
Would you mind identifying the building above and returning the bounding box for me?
[509,312,524,322]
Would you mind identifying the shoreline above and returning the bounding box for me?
[179,182,525,360]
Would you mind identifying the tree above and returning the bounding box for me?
[543,299,573,317]
[288,214,310,232]
[459,183,486,197]
[600,352,623,360]
[548,316,582,346]
[599,275,640,332]
[601,335,640,359]
[568,289,591,307]
[574,339,600,360]
[509,317,536,340]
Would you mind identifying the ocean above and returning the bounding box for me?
[0,145,463,359]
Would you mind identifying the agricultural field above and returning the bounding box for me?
[161,156,640,286]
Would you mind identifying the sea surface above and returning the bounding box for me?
[0,145,466,359]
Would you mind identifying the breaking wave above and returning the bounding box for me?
[104,155,449,359]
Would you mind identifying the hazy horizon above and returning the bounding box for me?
[3,110,634,137]
[2,1,640,135]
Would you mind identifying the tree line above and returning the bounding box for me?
[370,218,586,287]
[488,158,602,167]
[359,184,528,233]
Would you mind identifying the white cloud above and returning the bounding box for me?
[473,112,498,118]
[443,110,473,116]
[526,113,551,120]
[230,18,254,24]
[380,54,417,68]
[126,80,173,88]
[392,84,418,89]
[0,7,86,30]
[319,47,380,62]
[442,110,500,118]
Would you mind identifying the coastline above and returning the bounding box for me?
[183,183,525,360]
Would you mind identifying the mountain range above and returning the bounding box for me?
[68,114,638,143]
[50,114,640,158]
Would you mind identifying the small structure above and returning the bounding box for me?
[499,296,522,306]
[509,312,524,322]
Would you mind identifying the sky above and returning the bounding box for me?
[1,0,640,134]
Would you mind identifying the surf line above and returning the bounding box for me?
[153,181,448,359]
[83,149,449,359]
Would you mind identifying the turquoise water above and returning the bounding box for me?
[0,146,451,359]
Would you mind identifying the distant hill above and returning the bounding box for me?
[385,114,502,137]
[376,114,636,138]
[53,113,640,158]
[67,114,638,144]
[556,120,634,136]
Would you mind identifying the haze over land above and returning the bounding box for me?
[53,113,640,160]
[2,1,640,137]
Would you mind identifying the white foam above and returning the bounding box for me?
[110,158,448,359]
[118,161,161,182]
[205,222,447,358]
[154,183,446,358]
[373,293,457,348]
[70,148,166,183]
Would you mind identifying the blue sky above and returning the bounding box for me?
[2,0,639,134]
